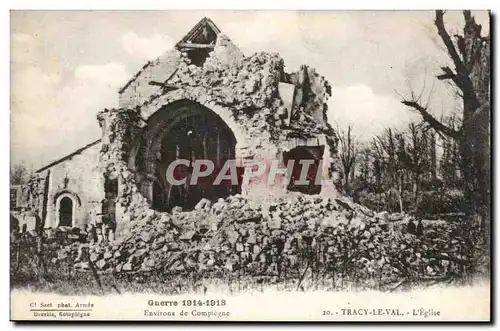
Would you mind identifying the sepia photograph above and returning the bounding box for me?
[9,9,491,321]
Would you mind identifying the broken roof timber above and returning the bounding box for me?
[177,43,215,49]
[177,17,221,46]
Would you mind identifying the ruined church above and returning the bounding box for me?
[17,18,339,238]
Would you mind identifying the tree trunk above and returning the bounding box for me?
[412,173,419,206]
[430,132,437,181]
[399,173,404,213]
[461,13,491,233]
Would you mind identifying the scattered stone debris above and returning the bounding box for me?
[37,192,470,290]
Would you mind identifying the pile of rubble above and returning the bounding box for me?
[49,193,469,288]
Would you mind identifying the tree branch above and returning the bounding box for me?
[435,10,467,75]
[435,10,480,109]
[437,66,460,86]
[401,100,461,140]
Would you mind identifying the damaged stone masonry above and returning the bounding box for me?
[15,18,340,239]
[12,18,476,287]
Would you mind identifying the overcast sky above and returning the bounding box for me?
[10,10,490,169]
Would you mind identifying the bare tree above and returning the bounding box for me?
[11,163,31,185]
[439,115,462,187]
[375,128,398,185]
[401,10,490,230]
[338,125,358,188]
[398,122,431,201]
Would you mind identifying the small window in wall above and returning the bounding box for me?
[283,146,324,195]
[59,197,73,227]
[186,49,211,67]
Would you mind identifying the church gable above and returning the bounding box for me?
[176,17,221,49]
[175,17,223,67]
[118,17,242,109]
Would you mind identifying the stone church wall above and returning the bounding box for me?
[96,33,340,238]
[19,27,341,240]
[37,141,105,230]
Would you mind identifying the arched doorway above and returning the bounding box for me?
[59,197,73,227]
[54,191,80,228]
[131,100,240,212]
